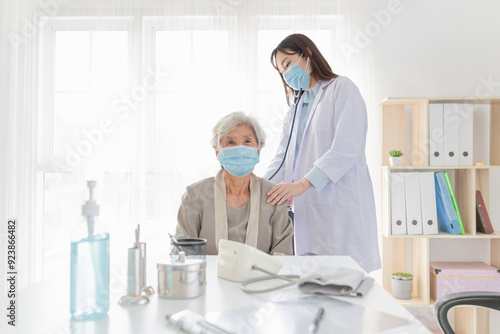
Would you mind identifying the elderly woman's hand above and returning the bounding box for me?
[266,178,313,206]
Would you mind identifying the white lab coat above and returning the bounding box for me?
[264,76,381,272]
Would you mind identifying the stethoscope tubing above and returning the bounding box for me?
[268,88,304,181]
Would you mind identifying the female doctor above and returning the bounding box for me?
[264,34,380,272]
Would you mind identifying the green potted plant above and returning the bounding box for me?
[391,272,413,299]
[389,150,403,166]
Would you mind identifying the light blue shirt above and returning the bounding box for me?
[295,82,321,157]
[293,82,332,192]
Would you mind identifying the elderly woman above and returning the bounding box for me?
[174,112,294,255]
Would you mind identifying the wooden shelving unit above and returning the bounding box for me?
[380,97,500,333]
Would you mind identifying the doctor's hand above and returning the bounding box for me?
[266,178,313,206]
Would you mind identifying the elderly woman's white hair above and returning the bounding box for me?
[211,112,266,152]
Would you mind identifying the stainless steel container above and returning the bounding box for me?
[157,253,206,298]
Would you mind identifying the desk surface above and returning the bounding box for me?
[5,255,431,334]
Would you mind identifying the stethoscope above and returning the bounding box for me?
[268,56,310,181]
[267,88,304,181]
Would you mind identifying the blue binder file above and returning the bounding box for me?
[435,172,461,234]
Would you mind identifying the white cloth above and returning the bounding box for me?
[264,76,381,272]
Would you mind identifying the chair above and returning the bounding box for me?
[434,291,500,334]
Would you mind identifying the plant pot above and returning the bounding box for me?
[389,156,402,166]
[391,278,412,300]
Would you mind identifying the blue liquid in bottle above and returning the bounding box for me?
[70,233,110,320]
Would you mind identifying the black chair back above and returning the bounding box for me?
[434,291,500,334]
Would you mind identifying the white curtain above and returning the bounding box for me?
[0,0,377,292]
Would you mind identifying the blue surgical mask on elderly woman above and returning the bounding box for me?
[219,145,260,177]
[282,53,310,91]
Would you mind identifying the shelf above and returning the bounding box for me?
[383,231,500,239]
[381,96,500,105]
[381,97,499,333]
[472,231,500,238]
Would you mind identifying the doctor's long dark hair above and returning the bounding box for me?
[271,34,338,106]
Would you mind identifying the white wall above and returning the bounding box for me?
[371,0,500,98]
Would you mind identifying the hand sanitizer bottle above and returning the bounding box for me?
[70,180,110,320]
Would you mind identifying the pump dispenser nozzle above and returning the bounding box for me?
[82,181,100,216]
[82,181,100,237]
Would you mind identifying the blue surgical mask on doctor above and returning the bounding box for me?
[219,145,260,177]
[282,53,310,91]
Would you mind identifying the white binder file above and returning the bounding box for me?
[443,104,460,166]
[429,103,444,166]
[419,172,438,234]
[390,173,407,235]
[404,172,423,234]
[458,103,473,166]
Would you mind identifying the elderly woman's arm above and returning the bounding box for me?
[175,187,202,239]
[269,204,294,255]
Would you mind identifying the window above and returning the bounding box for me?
[37,14,337,278]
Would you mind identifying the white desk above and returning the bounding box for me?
[5,256,431,334]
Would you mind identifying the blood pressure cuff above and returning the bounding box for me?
[297,267,374,297]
